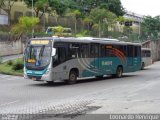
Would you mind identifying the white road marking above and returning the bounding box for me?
[0,100,19,107]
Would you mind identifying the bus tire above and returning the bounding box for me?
[96,75,103,79]
[46,81,54,85]
[141,62,145,70]
[113,66,123,78]
[67,70,77,84]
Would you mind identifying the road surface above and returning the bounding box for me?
[0,62,160,120]
[1,54,23,63]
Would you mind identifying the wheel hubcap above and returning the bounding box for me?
[70,74,76,81]
[118,69,122,77]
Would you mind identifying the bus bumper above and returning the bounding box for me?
[24,68,52,82]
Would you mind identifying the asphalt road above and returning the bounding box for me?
[1,54,23,63]
[0,62,160,119]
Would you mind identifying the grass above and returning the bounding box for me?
[0,58,23,76]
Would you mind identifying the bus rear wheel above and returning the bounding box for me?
[96,75,103,79]
[141,62,145,70]
[112,66,123,78]
[67,70,77,84]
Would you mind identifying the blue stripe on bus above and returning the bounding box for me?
[26,68,48,76]
[81,57,141,77]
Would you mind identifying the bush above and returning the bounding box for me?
[7,60,13,66]
[12,60,24,71]
[0,57,2,64]
[76,30,89,37]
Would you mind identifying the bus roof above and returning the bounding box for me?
[141,48,151,50]
[78,37,120,42]
[30,37,141,46]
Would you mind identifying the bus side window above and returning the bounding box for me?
[146,51,151,57]
[134,46,139,57]
[90,44,99,58]
[101,45,106,57]
[81,44,89,58]
[127,45,134,57]
[69,43,79,58]
[57,47,66,63]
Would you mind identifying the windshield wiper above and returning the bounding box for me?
[39,45,45,59]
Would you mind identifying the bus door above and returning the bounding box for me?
[127,45,134,68]
[90,43,100,74]
[53,43,69,79]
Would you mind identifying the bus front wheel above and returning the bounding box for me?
[67,70,77,84]
[46,81,54,85]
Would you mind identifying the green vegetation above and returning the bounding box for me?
[1,0,126,39]
[0,56,2,64]
[7,60,13,66]
[141,16,160,40]
[76,30,89,37]
[87,7,117,37]
[23,0,49,18]
[0,58,23,76]
[12,59,23,71]
[11,16,39,40]
[1,0,159,42]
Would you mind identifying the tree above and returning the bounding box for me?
[0,0,5,9]
[88,7,117,37]
[141,16,160,40]
[83,17,93,31]
[23,0,49,18]
[123,26,133,35]
[71,0,125,16]
[49,0,69,16]
[65,9,81,34]
[11,16,39,40]
[0,0,19,25]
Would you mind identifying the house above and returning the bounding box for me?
[0,9,8,25]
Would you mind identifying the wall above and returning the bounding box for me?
[0,40,23,56]
[142,40,160,62]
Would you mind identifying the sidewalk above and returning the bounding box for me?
[1,54,23,63]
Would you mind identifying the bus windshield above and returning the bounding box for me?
[25,45,52,69]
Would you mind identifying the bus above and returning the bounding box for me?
[46,27,72,37]
[24,37,141,84]
[141,48,152,70]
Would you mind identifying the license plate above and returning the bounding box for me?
[32,77,36,81]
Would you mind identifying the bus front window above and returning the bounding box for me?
[25,45,51,69]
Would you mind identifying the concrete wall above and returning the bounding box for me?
[142,40,160,62]
[0,40,23,56]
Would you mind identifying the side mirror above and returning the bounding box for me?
[52,48,56,56]
[52,54,58,62]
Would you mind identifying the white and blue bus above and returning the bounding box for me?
[24,37,141,84]
[141,48,152,70]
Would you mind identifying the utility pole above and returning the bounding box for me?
[139,21,141,43]
[98,20,101,38]
[43,6,46,32]
[32,0,34,38]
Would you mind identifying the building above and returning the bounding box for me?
[0,9,8,25]
[124,10,144,34]
[124,10,144,24]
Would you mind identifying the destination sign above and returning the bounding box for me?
[30,40,50,45]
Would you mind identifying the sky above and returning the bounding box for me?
[120,0,160,17]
